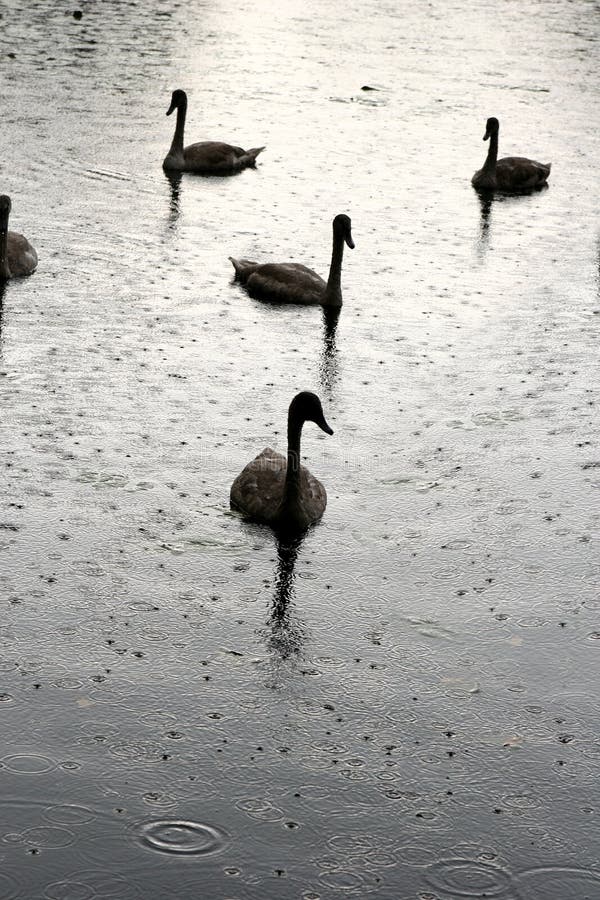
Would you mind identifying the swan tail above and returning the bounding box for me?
[229,256,258,282]
[245,146,266,166]
[533,162,551,186]
[533,160,551,179]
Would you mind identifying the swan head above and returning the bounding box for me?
[167,89,187,116]
[483,117,499,141]
[0,195,11,231]
[290,391,334,435]
[333,214,355,250]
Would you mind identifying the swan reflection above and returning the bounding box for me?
[597,234,600,302]
[475,190,493,261]
[164,171,183,230]
[0,280,6,348]
[264,532,307,660]
[319,305,341,396]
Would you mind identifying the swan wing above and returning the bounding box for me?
[7,232,38,276]
[230,448,287,524]
[496,156,551,190]
[246,263,326,304]
[298,468,328,519]
[183,142,264,172]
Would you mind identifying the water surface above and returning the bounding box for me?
[1,0,599,897]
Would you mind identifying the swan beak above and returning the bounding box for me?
[483,128,490,141]
[345,231,355,250]
[317,414,334,436]
[166,99,177,116]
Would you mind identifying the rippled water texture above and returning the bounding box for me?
[1,0,599,896]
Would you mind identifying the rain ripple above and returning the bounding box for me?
[2,754,56,774]
[21,825,75,848]
[318,868,383,893]
[44,882,94,900]
[235,798,284,822]
[43,805,97,826]
[137,819,228,856]
[515,866,600,899]
[0,873,21,900]
[424,858,514,897]
[63,871,143,900]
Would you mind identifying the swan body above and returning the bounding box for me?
[230,392,333,532]
[163,89,264,175]
[472,117,551,193]
[0,196,37,279]
[230,214,354,307]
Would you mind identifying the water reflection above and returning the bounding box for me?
[0,280,7,350]
[319,306,341,396]
[164,171,183,230]
[264,533,307,660]
[475,191,493,261]
[596,234,600,302]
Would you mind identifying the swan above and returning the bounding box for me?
[472,117,551,193]
[230,392,334,532]
[0,196,38,279]
[229,213,354,307]
[162,89,265,175]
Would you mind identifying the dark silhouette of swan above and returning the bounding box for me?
[230,214,354,306]
[230,392,334,532]
[163,89,264,175]
[0,196,37,279]
[472,117,551,193]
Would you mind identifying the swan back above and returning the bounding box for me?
[495,157,551,191]
[230,447,288,522]
[0,195,37,279]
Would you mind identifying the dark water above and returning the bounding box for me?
[1,0,599,897]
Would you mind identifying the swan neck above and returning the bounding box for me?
[169,97,187,156]
[284,410,304,499]
[324,230,345,306]
[0,224,9,279]
[483,131,499,170]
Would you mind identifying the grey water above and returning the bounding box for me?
[0,0,599,897]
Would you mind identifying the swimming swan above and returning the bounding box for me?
[0,196,38,279]
[229,214,354,307]
[472,117,551,193]
[230,392,334,532]
[162,89,265,174]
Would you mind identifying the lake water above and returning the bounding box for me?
[1,0,599,897]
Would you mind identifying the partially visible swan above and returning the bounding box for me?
[0,196,38,279]
[162,89,265,175]
[230,392,334,532]
[472,117,551,193]
[229,214,354,307]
